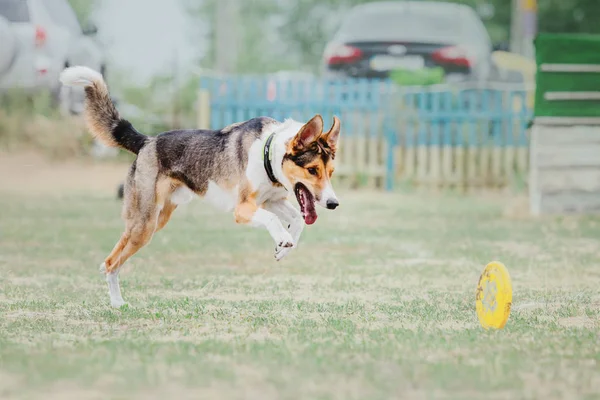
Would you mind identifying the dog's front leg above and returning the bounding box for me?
[235,196,294,249]
[264,200,304,261]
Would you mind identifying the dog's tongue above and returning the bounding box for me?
[299,187,318,225]
[304,208,317,225]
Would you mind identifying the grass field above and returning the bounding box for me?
[1,156,600,399]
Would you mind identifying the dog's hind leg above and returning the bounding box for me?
[155,200,177,232]
[103,263,127,308]
[102,206,161,307]
[100,231,130,308]
[100,165,139,308]
[111,178,175,268]
[100,162,169,308]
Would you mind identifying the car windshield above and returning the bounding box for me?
[337,6,483,45]
[0,0,29,22]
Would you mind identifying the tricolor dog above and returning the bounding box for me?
[60,66,341,308]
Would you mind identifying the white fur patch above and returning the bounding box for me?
[171,186,195,205]
[203,180,237,212]
[60,66,103,87]
[251,208,294,248]
[100,262,126,308]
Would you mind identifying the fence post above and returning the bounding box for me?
[385,116,396,191]
[197,76,211,129]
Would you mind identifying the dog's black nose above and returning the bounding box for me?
[326,199,339,210]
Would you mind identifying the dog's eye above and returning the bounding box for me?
[308,167,318,176]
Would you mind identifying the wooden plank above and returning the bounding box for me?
[491,147,503,186]
[535,117,600,126]
[356,134,367,183]
[348,136,359,178]
[479,146,490,185]
[540,64,600,73]
[417,146,428,185]
[503,146,516,184]
[429,146,442,187]
[404,147,416,181]
[442,146,453,185]
[335,136,350,176]
[454,147,465,187]
[534,125,600,146]
[403,122,416,181]
[538,191,600,214]
[368,137,379,177]
[537,168,600,192]
[376,137,387,186]
[366,113,378,187]
[534,145,600,168]
[395,146,404,177]
[196,89,211,129]
[340,137,357,178]
[545,92,600,101]
[516,147,529,179]
[466,146,479,186]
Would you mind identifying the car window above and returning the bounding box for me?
[0,0,30,22]
[43,0,81,34]
[337,5,488,46]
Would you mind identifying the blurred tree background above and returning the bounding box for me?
[61,0,600,78]
[67,0,100,26]
[185,0,600,74]
[57,0,600,133]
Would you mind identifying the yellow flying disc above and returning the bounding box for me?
[476,261,512,330]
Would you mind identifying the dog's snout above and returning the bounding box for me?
[326,199,339,210]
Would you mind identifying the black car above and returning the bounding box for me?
[321,1,495,84]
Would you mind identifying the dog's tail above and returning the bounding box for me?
[60,66,147,154]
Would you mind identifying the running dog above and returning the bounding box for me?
[60,66,341,308]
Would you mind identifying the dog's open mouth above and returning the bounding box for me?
[294,183,317,225]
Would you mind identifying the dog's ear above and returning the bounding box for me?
[293,115,323,150]
[322,116,341,152]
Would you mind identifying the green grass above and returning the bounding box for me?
[1,190,600,399]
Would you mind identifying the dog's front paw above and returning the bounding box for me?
[275,246,292,261]
[276,231,294,249]
[274,231,295,261]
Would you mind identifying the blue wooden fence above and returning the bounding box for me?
[198,75,534,190]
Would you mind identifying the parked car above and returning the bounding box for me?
[321,1,496,85]
[0,0,106,113]
[0,13,17,78]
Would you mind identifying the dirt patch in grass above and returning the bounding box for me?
[494,241,543,258]
[502,195,532,219]
[558,316,597,329]
[0,152,129,195]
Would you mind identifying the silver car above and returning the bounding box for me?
[321,1,495,84]
[0,0,106,112]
